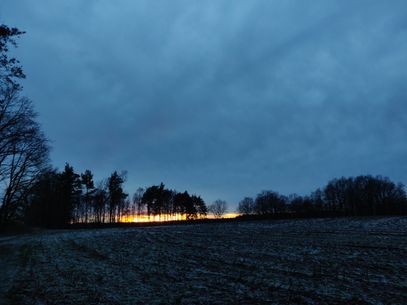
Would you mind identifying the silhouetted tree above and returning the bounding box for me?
[131,187,145,217]
[92,180,108,223]
[107,171,127,222]
[81,169,94,223]
[59,163,82,225]
[192,195,207,219]
[238,197,254,215]
[208,199,227,218]
[25,168,59,227]
[25,164,81,227]
[160,187,173,220]
[323,175,407,216]
[141,184,171,220]
[0,26,49,227]
[254,191,286,215]
[173,191,192,219]
[242,175,407,219]
[121,198,131,220]
[0,24,25,88]
[142,183,159,219]
[140,184,207,220]
[182,191,197,220]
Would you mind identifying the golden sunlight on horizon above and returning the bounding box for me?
[120,213,240,223]
[211,213,240,219]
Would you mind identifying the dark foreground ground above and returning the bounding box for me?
[1,217,406,305]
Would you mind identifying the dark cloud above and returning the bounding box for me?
[1,0,407,208]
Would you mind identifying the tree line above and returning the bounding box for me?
[238,175,407,217]
[26,165,127,227]
[140,183,207,220]
[25,165,208,227]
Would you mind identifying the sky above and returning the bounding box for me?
[1,1,407,210]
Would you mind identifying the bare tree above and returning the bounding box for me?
[208,199,227,218]
[133,187,145,217]
[0,88,48,226]
[93,180,108,223]
[238,197,254,215]
[254,191,287,215]
[0,25,49,227]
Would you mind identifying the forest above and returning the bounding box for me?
[25,164,209,227]
[238,175,407,218]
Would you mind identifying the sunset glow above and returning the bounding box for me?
[208,213,240,219]
[119,213,240,223]
[120,214,187,223]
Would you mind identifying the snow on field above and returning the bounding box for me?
[1,217,407,304]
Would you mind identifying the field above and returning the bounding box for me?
[1,217,407,305]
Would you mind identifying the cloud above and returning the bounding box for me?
[1,0,406,206]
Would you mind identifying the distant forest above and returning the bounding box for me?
[1,24,407,230]
[238,175,407,218]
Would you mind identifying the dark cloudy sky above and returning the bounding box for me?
[1,1,407,209]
